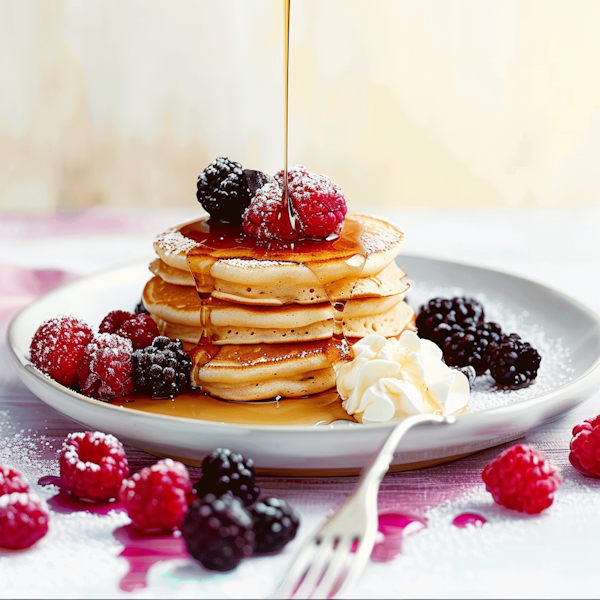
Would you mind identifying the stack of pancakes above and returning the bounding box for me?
[142,213,414,401]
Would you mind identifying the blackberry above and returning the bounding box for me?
[251,497,300,554]
[244,169,273,195]
[453,365,476,388]
[489,333,541,389]
[416,297,485,342]
[182,493,255,572]
[196,157,254,223]
[134,299,149,315]
[442,322,503,375]
[193,448,260,507]
[132,336,192,398]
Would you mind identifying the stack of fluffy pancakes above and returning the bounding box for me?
[142,213,414,401]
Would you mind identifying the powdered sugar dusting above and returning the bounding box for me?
[219,258,296,269]
[155,228,199,256]
[360,220,403,255]
[408,282,575,412]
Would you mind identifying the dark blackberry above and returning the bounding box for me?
[489,333,541,389]
[193,448,260,507]
[134,299,149,315]
[416,297,484,342]
[132,336,192,398]
[182,493,255,571]
[196,157,254,223]
[244,169,274,195]
[442,322,503,375]
[452,365,476,388]
[251,497,300,554]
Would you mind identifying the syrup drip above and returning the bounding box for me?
[452,513,487,528]
[114,525,189,593]
[37,476,124,515]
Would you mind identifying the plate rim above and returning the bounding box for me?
[7,254,600,434]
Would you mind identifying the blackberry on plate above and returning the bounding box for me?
[452,365,476,388]
[197,157,257,223]
[442,322,503,375]
[416,297,485,342]
[182,493,255,572]
[193,448,259,507]
[251,497,300,554]
[488,333,541,389]
[132,336,192,398]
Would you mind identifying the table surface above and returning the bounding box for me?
[1,206,600,599]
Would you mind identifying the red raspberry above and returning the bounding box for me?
[99,310,133,334]
[77,333,134,401]
[482,444,562,514]
[120,459,195,531]
[30,315,93,387]
[243,166,347,241]
[59,431,129,502]
[115,314,159,349]
[0,492,49,550]
[0,466,29,496]
[569,415,600,478]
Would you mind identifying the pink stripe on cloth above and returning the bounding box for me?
[0,263,79,329]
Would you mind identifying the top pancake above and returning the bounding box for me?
[153,213,407,305]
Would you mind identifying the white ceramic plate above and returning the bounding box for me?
[8,256,600,475]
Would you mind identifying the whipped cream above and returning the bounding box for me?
[336,331,469,424]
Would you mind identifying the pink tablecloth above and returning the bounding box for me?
[1,207,600,599]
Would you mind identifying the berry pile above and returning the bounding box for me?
[30,305,192,402]
[0,466,49,550]
[482,444,562,514]
[416,296,541,389]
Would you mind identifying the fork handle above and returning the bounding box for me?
[354,414,456,502]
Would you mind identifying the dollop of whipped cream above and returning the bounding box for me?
[336,331,469,424]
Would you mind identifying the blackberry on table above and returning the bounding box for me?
[416,297,484,342]
[488,333,541,389]
[193,448,259,507]
[251,497,300,554]
[132,336,191,398]
[197,157,254,223]
[182,493,255,571]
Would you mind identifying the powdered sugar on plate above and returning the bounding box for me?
[407,281,575,412]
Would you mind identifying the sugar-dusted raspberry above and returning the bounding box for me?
[59,431,129,502]
[0,466,30,496]
[0,492,49,550]
[30,315,93,387]
[182,493,255,571]
[193,448,259,507]
[569,415,600,478]
[77,333,134,401]
[99,310,132,334]
[482,444,562,514]
[120,458,195,531]
[243,166,347,241]
[252,497,300,553]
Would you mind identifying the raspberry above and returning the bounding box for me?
[77,333,134,400]
[99,310,132,334]
[482,444,562,514]
[182,493,255,571]
[59,431,129,502]
[243,166,347,241]
[193,448,259,507]
[196,157,256,223]
[0,492,49,550]
[30,315,93,387]
[132,337,192,399]
[120,459,195,531]
[0,466,29,496]
[251,497,300,553]
[416,297,485,343]
[488,333,541,389]
[99,311,159,350]
[569,415,600,478]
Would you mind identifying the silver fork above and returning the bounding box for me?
[273,413,456,600]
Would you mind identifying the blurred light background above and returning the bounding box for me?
[1,0,600,214]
